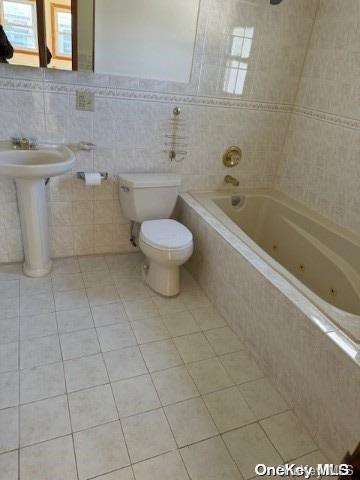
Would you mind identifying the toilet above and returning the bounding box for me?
[118,173,193,296]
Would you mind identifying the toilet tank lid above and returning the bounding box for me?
[118,174,181,188]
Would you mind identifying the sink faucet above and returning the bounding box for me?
[224,175,239,186]
[11,137,37,150]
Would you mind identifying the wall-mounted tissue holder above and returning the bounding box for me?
[77,172,108,185]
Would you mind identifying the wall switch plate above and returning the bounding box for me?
[76,90,95,111]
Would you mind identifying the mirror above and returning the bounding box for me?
[0,0,200,83]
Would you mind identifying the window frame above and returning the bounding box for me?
[0,0,38,55]
[50,2,71,60]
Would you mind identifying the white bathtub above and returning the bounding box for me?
[191,189,360,344]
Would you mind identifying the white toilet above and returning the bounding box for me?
[118,174,193,296]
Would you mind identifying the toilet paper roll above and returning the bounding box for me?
[84,172,101,186]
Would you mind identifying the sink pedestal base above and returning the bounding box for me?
[16,178,52,277]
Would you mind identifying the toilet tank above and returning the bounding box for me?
[118,174,182,222]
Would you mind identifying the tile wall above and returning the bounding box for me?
[276,0,360,234]
[0,0,318,262]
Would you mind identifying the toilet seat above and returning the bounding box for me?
[140,219,193,251]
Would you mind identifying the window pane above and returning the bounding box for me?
[57,33,71,55]
[5,24,35,48]
[3,1,33,26]
[57,11,71,33]
[56,10,71,55]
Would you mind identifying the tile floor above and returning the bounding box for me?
[0,253,329,479]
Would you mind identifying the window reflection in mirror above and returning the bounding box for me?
[0,0,40,67]
[45,0,72,70]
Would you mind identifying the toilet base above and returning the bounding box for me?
[142,259,180,297]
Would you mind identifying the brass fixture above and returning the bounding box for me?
[11,137,37,150]
[272,244,278,251]
[299,264,305,272]
[224,175,240,186]
[329,288,337,297]
[223,146,242,168]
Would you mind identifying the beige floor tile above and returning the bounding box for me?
[74,421,130,480]
[68,384,118,431]
[260,411,317,461]
[60,328,100,360]
[122,409,176,463]
[220,351,264,384]
[103,346,148,382]
[190,306,226,330]
[165,397,218,447]
[83,270,115,288]
[52,273,84,292]
[64,353,108,392]
[0,298,19,320]
[132,317,170,344]
[133,450,189,480]
[112,374,160,417]
[203,387,256,433]
[20,435,78,480]
[239,378,288,419]
[20,293,55,316]
[79,255,109,272]
[56,307,94,333]
[0,371,19,409]
[140,339,183,372]
[20,395,71,447]
[104,346,147,382]
[180,436,242,480]
[187,357,234,394]
[97,323,137,351]
[20,313,57,340]
[0,279,19,298]
[173,333,215,363]
[20,362,65,403]
[162,310,200,337]
[52,257,80,274]
[123,298,159,321]
[180,290,211,310]
[0,342,18,373]
[54,289,89,311]
[20,277,52,297]
[223,423,282,479]
[20,334,61,369]
[86,285,120,307]
[115,277,151,300]
[151,295,187,315]
[0,317,19,344]
[204,327,244,355]
[91,302,128,327]
[96,467,135,479]
[152,366,199,405]
[0,407,18,453]
[0,450,18,480]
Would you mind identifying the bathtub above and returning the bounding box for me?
[191,189,360,345]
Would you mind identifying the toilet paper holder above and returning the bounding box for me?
[77,171,108,182]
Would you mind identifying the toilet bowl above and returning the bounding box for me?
[140,219,193,296]
[118,173,193,296]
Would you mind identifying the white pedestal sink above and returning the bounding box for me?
[0,143,75,277]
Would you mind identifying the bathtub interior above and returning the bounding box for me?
[191,189,360,344]
[214,194,360,316]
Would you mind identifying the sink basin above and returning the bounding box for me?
[0,142,75,277]
[0,143,75,178]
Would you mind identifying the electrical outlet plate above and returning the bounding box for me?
[76,90,95,112]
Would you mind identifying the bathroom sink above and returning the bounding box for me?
[0,143,75,178]
[0,142,75,278]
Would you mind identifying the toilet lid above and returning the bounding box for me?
[141,220,193,250]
